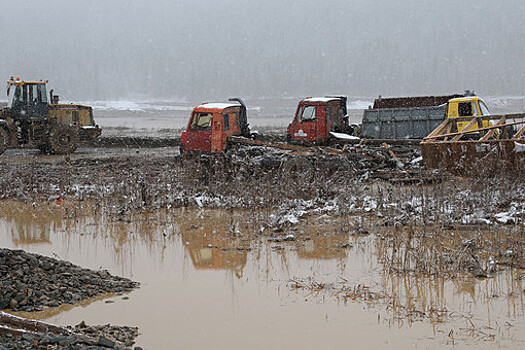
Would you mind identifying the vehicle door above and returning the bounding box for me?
[185,111,213,151]
[211,114,226,152]
[291,105,318,142]
[457,101,480,133]
[26,84,49,120]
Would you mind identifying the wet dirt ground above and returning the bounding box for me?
[1,100,525,349]
[0,198,524,349]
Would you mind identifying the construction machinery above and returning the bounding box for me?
[360,92,494,140]
[286,96,352,144]
[284,93,494,144]
[179,97,355,155]
[0,77,101,155]
[178,97,423,181]
[421,113,525,174]
[180,98,250,153]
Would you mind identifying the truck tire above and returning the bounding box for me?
[46,125,78,154]
[0,127,8,155]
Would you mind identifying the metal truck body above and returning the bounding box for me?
[286,96,348,143]
[361,93,493,140]
[180,98,250,153]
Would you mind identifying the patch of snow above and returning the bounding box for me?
[330,132,360,140]
[347,100,373,110]
[514,142,525,153]
[411,156,423,164]
[197,102,240,110]
[70,100,195,112]
[494,211,515,224]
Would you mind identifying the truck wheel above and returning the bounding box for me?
[0,128,8,155]
[46,125,78,154]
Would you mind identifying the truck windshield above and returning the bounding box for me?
[299,106,316,122]
[458,102,474,117]
[479,101,490,115]
[191,112,213,130]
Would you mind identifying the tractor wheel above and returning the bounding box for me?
[0,128,9,155]
[46,125,79,154]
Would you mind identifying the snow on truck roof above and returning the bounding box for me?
[196,102,240,110]
[303,97,340,103]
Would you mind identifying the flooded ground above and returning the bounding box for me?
[1,96,524,348]
[1,201,524,349]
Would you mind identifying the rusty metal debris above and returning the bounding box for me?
[421,113,525,174]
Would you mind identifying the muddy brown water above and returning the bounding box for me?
[1,201,524,349]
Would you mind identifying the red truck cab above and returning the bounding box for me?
[180,98,250,153]
[286,96,348,143]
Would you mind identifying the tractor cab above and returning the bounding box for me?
[7,77,49,120]
[180,98,250,153]
[287,96,348,143]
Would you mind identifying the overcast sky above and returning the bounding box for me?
[1,0,524,101]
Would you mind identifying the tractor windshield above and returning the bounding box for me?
[7,84,22,108]
[30,83,48,104]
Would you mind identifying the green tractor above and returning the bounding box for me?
[0,77,101,155]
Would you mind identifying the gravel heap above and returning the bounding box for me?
[0,248,139,312]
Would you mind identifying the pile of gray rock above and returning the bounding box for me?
[0,248,139,312]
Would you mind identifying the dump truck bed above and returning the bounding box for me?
[361,105,447,139]
[372,94,464,109]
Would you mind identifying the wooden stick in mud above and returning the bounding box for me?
[0,311,74,336]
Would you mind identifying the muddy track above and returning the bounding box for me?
[88,136,178,148]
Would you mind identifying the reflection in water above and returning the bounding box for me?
[181,227,248,277]
[296,234,349,261]
[0,200,524,348]
[0,202,59,245]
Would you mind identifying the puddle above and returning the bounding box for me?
[0,200,524,349]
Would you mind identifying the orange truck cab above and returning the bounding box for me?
[180,98,250,153]
[286,96,349,143]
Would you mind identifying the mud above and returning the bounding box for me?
[1,142,525,348]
